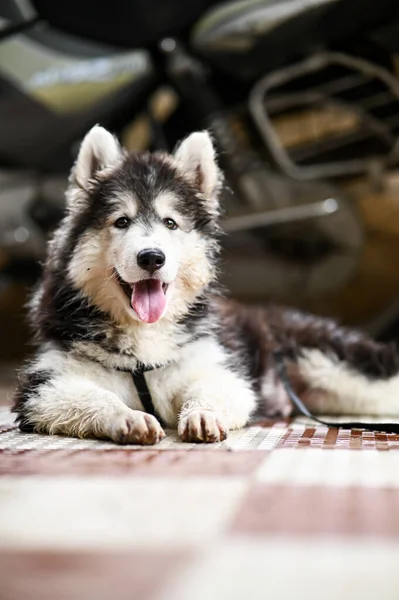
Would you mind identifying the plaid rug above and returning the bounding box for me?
[1,403,399,600]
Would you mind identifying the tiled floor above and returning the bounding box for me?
[1,394,399,600]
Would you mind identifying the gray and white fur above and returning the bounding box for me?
[14,126,399,444]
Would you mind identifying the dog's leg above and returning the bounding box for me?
[167,339,257,443]
[177,367,257,443]
[177,372,256,443]
[14,355,165,445]
[297,348,399,417]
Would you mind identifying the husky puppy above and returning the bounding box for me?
[14,126,399,444]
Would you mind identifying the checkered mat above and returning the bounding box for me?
[1,405,399,600]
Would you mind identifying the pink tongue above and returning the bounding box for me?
[131,280,166,323]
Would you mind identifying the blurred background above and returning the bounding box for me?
[1,0,399,376]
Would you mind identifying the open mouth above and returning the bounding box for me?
[114,270,168,323]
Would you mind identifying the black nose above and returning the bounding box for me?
[137,249,165,272]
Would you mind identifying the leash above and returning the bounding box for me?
[125,353,399,435]
[273,349,399,434]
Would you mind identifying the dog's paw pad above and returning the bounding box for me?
[178,410,227,443]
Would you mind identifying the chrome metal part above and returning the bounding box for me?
[249,52,399,180]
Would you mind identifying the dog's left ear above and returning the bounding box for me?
[73,125,122,189]
[174,131,221,204]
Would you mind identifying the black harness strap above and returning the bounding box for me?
[273,350,399,434]
[115,362,165,422]
[131,363,159,418]
[121,362,170,425]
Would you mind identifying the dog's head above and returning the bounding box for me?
[64,126,222,324]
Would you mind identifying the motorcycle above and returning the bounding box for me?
[1,0,399,338]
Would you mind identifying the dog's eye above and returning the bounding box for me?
[163,218,178,231]
[114,217,130,229]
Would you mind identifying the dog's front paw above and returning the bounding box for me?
[106,410,165,445]
[178,410,228,443]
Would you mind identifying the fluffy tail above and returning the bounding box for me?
[268,306,399,417]
[296,347,399,416]
[216,298,399,417]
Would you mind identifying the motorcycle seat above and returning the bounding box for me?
[30,0,218,47]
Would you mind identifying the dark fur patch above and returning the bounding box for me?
[215,300,273,392]
[267,306,399,378]
[13,370,52,432]
[177,296,211,343]
[31,271,108,349]
[216,298,399,385]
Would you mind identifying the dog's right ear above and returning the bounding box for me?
[72,125,122,189]
[174,131,221,203]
